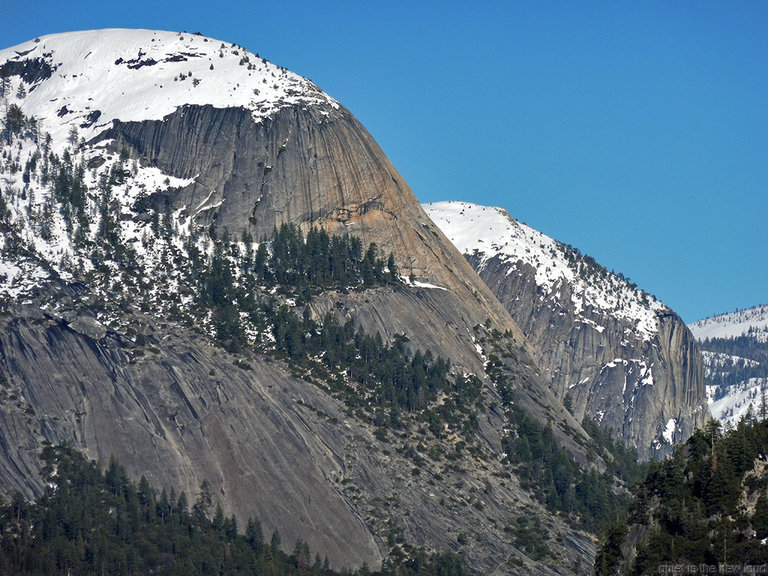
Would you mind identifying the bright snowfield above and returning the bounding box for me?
[0,29,338,154]
[0,29,339,303]
[690,305,768,427]
[689,304,768,343]
[423,201,667,340]
[706,371,766,427]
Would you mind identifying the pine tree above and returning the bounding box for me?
[4,103,24,143]
[387,251,398,281]
[245,517,264,553]
[270,528,282,551]
[0,68,9,97]
[193,479,213,521]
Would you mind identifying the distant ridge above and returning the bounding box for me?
[689,304,768,427]
[690,304,768,342]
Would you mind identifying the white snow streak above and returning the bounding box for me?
[1,29,339,154]
[423,201,666,341]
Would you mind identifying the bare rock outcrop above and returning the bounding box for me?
[466,240,708,459]
[425,202,709,458]
[102,103,525,349]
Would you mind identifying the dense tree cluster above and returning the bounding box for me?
[595,417,768,574]
[196,224,397,352]
[0,444,470,576]
[253,224,396,292]
[267,307,483,437]
[482,346,642,533]
[275,314,450,411]
[501,405,637,532]
[3,103,40,145]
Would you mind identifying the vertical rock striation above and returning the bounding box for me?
[425,202,709,457]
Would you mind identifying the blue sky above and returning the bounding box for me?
[3,1,766,323]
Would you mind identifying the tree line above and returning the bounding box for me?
[595,416,768,574]
[0,444,469,576]
[485,350,644,534]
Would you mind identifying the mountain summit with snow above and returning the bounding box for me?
[424,201,708,456]
[423,201,665,338]
[0,29,336,152]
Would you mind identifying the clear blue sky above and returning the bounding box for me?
[3,1,766,323]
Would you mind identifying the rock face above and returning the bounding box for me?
[0,30,600,573]
[424,202,709,458]
[102,102,520,345]
[0,289,596,574]
[0,298,381,568]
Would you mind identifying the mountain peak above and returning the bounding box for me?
[424,200,708,456]
[1,29,337,152]
[424,200,666,341]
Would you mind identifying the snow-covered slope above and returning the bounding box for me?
[423,201,708,456]
[708,376,766,428]
[0,29,337,153]
[0,29,339,303]
[689,305,768,428]
[423,201,666,339]
[690,305,768,342]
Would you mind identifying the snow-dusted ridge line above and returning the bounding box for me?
[1,29,339,154]
[423,200,666,341]
[689,304,768,342]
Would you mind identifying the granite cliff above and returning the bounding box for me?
[0,29,707,573]
[424,202,709,459]
[0,30,600,574]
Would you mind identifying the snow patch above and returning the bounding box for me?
[1,29,339,155]
[423,201,666,341]
[708,378,767,428]
[663,418,677,444]
[401,276,447,290]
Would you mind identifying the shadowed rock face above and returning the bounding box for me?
[466,252,708,458]
[0,300,383,568]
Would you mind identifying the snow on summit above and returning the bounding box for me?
[0,29,337,152]
[0,29,336,304]
[423,201,666,340]
[689,305,768,342]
